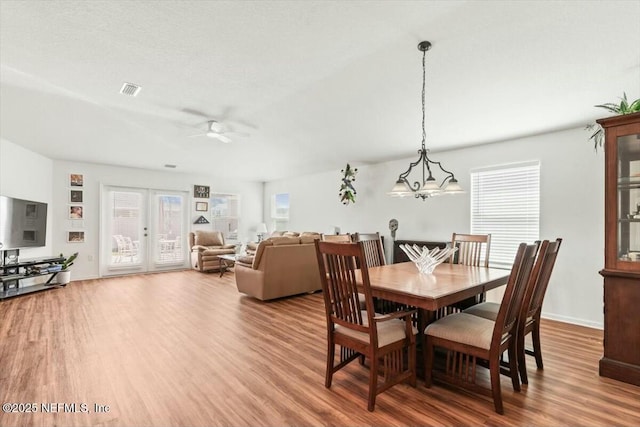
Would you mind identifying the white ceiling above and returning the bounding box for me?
[1,1,639,182]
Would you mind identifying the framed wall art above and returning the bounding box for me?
[194,185,210,198]
[67,231,85,243]
[70,173,84,187]
[69,205,84,219]
[196,202,208,212]
[70,190,83,203]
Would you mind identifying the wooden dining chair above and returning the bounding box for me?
[450,233,491,308]
[464,238,562,384]
[354,232,386,267]
[321,233,352,242]
[314,240,417,411]
[424,242,538,414]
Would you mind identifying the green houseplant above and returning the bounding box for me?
[586,92,640,149]
[57,252,78,285]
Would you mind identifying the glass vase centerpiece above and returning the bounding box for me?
[399,244,458,274]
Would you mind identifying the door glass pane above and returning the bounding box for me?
[617,134,640,262]
[154,194,185,264]
[109,191,143,267]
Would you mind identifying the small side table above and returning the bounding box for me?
[217,254,237,277]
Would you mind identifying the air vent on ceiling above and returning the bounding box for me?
[164,164,177,169]
[120,82,142,97]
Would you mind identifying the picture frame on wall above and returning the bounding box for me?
[25,203,38,219]
[67,231,85,243]
[195,201,208,212]
[70,173,84,187]
[194,185,210,198]
[69,205,84,219]
[70,190,83,203]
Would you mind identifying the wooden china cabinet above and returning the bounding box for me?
[598,111,640,386]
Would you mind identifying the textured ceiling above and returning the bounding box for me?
[1,0,639,182]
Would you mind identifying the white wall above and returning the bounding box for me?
[52,160,264,280]
[264,126,605,328]
[0,138,54,259]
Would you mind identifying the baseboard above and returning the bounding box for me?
[541,311,603,330]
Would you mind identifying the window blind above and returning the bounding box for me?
[470,161,540,268]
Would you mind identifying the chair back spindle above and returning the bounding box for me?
[450,233,491,267]
[354,232,386,267]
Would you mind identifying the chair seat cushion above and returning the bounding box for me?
[336,311,417,348]
[202,248,236,256]
[425,312,495,350]
[463,302,499,321]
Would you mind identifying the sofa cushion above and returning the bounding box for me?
[270,236,300,246]
[194,230,224,246]
[283,231,300,237]
[300,234,320,244]
[202,248,236,256]
[237,255,254,265]
[253,239,274,268]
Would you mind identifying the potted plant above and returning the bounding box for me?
[586,92,640,149]
[56,252,78,285]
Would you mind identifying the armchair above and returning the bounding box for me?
[189,231,236,272]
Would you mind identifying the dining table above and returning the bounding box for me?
[356,261,511,326]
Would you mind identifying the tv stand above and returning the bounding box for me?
[1,255,66,300]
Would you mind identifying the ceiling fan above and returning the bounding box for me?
[188,120,236,143]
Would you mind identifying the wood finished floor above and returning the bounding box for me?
[1,270,639,427]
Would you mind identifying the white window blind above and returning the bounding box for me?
[471,161,540,269]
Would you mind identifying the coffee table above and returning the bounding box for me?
[217,254,237,277]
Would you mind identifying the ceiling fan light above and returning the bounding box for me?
[208,120,223,133]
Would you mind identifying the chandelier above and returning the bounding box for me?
[388,41,464,200]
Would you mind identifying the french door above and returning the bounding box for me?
[101,186,189,276]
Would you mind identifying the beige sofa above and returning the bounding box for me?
[189,231,236,272]
[245,231,302,256]
[235,233,322,300]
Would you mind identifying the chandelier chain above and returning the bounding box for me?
[387,40,464,200]
[421,48,426,151]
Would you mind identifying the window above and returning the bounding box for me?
[470,161,540,269]
[271,193,290,231]
[210,193,240,241]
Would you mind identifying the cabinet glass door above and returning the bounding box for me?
[617,133,640,263]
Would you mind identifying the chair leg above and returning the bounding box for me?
[325,340,335,388]
[424,337,434,387]
[408,339,417,387]
[489,358,504,415]
[532,322,544,369]
[367,355,378,411]
[508,341,521,392]
[517,330,529,385]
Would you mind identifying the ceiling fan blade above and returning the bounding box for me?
[180,108,211,119]
[210,133,232,143]
[188,133,206,138]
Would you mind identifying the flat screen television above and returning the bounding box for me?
[0,195,48,250]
